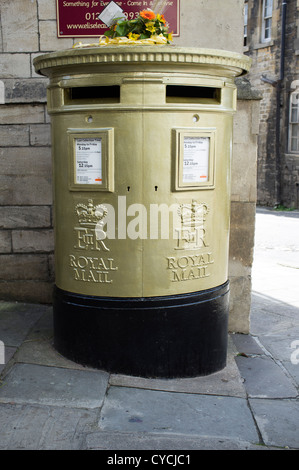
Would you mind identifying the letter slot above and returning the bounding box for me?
[166,85,221,104]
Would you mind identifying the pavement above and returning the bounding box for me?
[0,206,298,451]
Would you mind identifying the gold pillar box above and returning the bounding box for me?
[34,46,250,377]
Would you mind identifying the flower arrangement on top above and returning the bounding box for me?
[73,7,173,48]
[103,9,173,45]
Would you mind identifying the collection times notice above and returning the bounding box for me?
[75,138,102,185]
[183,136,210,184]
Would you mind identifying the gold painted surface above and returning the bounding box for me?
[34,46,249,298]
[34,46,251,78]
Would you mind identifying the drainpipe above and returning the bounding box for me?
[279,0,287,82]
[275,0,287,206]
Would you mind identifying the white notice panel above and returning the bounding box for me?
[183,136,210,184]
[98,1,126,27]
[75,138,102,185]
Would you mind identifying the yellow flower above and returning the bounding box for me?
[146,22,156,34]
[167,32,173,42]
[128,32,140,41]
[156,14,166,24]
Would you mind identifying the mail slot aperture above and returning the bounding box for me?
[65,85,120,104]
[166,85,221,104]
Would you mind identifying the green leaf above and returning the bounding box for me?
[140,31,151,39]
[115,22,129,37]
[104,29,114,37]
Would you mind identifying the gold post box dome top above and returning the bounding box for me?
[33,46,251,79]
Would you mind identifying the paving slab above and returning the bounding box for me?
[231,333,264,355]
[0,302,49,347]
[250,293,299,336]
[257,332,299,363]
[13,309,91,371]
[99,386,260,444]
[0,346,16,375]
[282,361,299,388]
[252,209,299,310]
[235,355,298,398]
[85,430,267,451]
[249,398,299,449]
[0,403,97,450]
[0,363,109,409]
[110,336,246,398]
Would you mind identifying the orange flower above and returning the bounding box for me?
[140,10,156,21]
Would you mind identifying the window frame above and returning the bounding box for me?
[289,87,299,154]
[261,0,273,43]
[244,1,248,47]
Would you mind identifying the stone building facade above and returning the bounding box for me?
[244,0,299,208]
[0,0,260,333]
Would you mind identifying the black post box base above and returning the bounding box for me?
[53,282,229,378]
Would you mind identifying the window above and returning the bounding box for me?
[289,86,299,153]
[261,0,273,42]
[244,1,248,46]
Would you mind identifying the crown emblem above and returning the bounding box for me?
[178,200,209,229]
[175,200,210,251]
[75,199,108,227]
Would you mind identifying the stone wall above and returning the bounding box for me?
[245,0,299,208]
[174,0,244,51]
[0,0,259,333]
[0,0,59,303]
[229,78,261,333]
[280,0,299,208]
